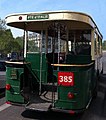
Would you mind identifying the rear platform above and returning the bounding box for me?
[25,91,57,111]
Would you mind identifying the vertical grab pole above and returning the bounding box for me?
[57,24,61,71]
[73,33,76,54]
[24,30,28,58]
[23,23,28,59]
[39,30,43,95]
[91,29,95,61]
[45,29,48,54]
[66,29,69,55]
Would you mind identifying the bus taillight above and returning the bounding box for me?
[6,84,11,90]
[6,101,11,104]
[67,92,74,99]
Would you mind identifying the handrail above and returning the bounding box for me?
[5,61,30,65]
[51,62,94,67]
[5,60,39,82]
[25,63,40,83]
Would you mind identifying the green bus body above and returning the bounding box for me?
[5,11,102,114]
[6,65,24,103]
[6,53,97,113]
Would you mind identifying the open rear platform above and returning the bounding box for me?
[25,91,57,111]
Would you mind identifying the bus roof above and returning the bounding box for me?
[5,10,103,39]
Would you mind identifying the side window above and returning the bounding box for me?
[28,32,40,52]
[68,30,91,55]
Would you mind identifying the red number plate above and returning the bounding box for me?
[58,72,74,86]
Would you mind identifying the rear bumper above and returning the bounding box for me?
[50,98,92,115]
[50,107,85,115]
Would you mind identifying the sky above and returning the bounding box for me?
[0,0,106,40]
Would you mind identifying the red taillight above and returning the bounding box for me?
[6,101,11,104]
[67,92,74,99]
[69,110,75,115]
[6,84,11,90]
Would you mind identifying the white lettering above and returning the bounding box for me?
[59,75,73,83]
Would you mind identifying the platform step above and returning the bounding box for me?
[26,102,51,111]
[25,91,57,111]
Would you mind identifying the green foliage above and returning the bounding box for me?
[102,40,106,50]
[15,37,23,47]
[0,18,23,57]
[0,18,6,30]
[0,29,23,55]
[28,40,39,52]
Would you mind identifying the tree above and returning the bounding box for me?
[0,18,6,30]
[15,36,23,48]
[0,18,23,58]
[0,18,23,57]
[0,29,14,54]
[5,40,21,53]
[0,28,23,56]
[102,40,106,50]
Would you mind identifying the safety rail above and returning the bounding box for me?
[51,62,94,67]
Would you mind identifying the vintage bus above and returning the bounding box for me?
[5,11,103,114]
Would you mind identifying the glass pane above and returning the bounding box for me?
[68,30,91,55]
[28,32,40,52]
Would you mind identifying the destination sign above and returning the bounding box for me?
[27,14,49,20]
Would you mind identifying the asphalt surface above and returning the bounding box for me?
[0,72,6,88]
[0,52,106,120]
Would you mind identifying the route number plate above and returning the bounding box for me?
[58,72,74,86]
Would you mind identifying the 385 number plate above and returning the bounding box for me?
[58,72,74,86]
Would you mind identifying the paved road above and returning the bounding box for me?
[0,72,6,88]
[0,52,106,120]
[0,92,105,120]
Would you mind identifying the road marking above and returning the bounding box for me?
[0,103,11,112]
